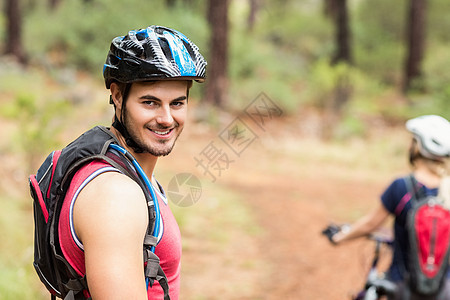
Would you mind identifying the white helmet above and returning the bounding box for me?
[406,115,450,160]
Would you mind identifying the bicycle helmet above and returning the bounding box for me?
[103,25,207,88]
[406,115,450,160]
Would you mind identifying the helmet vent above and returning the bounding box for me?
[432,139,441,147]
[121,40,144,57]
[158,39,174,62]
[136,31,147,41]
[182,40,196,61]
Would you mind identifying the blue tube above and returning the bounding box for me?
[108,144,161,252]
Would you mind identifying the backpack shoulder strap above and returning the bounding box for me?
[439,176,450,209]
[404,174,426,206]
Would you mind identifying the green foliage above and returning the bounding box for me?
[353,0,407,84]
[334,115,367,139]
[228,29,303,113]
[227,1,332,113]
[1,91,71,170]
[25,0,208,75]
[428,0,450,42]
[421,43,450,117]
[11,0,448,120]
[255,2,333,60]
[301,59,385,111]
[0,196,46,300]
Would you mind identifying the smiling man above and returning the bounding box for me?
[56,25,207,300]
[110,80,189,158]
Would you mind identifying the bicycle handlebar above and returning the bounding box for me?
[366,277,397,296]
[367,233,393,247]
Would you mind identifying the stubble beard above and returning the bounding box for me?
[122,109,182,157]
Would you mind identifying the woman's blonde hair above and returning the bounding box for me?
[409,138,450,205]
[409,138,449,177]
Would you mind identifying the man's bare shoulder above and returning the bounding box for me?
[73,171,148,244]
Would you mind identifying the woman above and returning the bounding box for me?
[324,115,450,299]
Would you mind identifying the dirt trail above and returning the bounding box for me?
[228,170,384,299]
[160,116,404,299]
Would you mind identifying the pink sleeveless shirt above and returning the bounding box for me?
[58,160,181,299]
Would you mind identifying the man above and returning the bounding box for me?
[58,25,207,299]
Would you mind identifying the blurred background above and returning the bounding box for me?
[0,0,449,299]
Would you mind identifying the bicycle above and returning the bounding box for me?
[352,234,396,300]
[322,225,397,300]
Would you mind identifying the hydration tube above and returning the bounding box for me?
[108,144,161,290]
[108,144,161,250]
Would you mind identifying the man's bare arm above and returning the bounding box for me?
[74,172,149,300]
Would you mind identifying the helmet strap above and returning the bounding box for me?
[112,115,145,153]
[111,83,146,153]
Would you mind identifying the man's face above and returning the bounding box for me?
[120,80,188,157]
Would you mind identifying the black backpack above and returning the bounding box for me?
[29,126,170,300]
[404,175,450,296]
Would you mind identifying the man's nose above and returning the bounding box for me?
[156,106,174,126]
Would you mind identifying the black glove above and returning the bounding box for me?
[322,224,341,245]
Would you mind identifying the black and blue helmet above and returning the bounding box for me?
[103,25,207,88]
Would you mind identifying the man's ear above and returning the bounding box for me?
[110,82,123,109]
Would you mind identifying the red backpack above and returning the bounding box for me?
[404,175,450,296]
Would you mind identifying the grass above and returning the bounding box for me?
[0,196,47,300]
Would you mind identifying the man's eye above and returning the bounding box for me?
[172,101,185,107]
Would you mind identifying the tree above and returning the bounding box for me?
[403,0,427,93]
[166,0,176,7]
[49,0,62,10]
[324,0,352,64]
[4,0,27,64]
[323,0,352,138]
[247,0,260,31]
[204,0,230,107]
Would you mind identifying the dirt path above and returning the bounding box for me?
[227,165,384,299]
[174,116,404,299]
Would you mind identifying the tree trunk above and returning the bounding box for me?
[204,0,230,107]
[166,0,176,7]
[247,0,259,31]
[4,0,27,64]
[331,0,352,65]
[49,0,62,10]
[323,0,352,139]
[403,0,427,93]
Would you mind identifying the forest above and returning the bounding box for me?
[1,0,449,299]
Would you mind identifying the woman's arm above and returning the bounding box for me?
[333,203,390,244]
